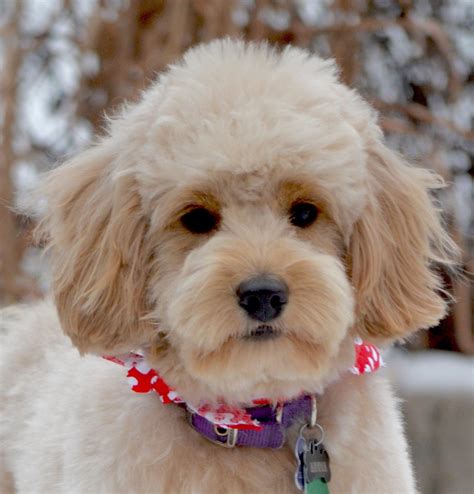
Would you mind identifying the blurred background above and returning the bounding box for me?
[0,1,472,492]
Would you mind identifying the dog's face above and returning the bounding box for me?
[38,41,455,402]
[150,168,356,400]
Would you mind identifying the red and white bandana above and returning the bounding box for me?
[350,337,383,375]
[103,338,383,431]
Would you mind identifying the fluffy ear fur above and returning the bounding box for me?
[37,143,152,354]
[350,138,458,341]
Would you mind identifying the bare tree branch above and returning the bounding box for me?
[0,1,25,303]
[373,100,474,141]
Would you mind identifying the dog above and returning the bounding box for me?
[0,39,456,493]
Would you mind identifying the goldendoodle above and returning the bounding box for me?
[0,39,456,493]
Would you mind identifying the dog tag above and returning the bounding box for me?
[294,435,307,490]
[295,434,331,494]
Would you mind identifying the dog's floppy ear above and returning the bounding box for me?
[350,137,458,341]
[38,142,152,354]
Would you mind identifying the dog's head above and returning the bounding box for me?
[38,40,456,402]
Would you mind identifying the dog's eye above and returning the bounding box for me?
[289,202,319,228]
[180,207,219,234]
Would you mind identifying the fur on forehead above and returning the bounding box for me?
[111,39,375,234]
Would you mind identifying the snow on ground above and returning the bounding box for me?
[387,348,474,494]
[387,347,474,395]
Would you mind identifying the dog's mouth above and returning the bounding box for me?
[243,325,281,341]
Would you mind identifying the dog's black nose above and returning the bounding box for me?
[237,275,288,322]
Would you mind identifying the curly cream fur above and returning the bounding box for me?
[0,39,457,493]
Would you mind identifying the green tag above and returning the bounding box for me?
[306,479,330,494]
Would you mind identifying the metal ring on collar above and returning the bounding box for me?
[299,422,325,447]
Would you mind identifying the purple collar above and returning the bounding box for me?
[184,394,315,448]
[103,339,383,449]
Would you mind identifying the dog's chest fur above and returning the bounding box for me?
[0,302,415,493]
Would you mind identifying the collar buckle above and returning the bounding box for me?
[213,425,239,448]
[186,408,239,448]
